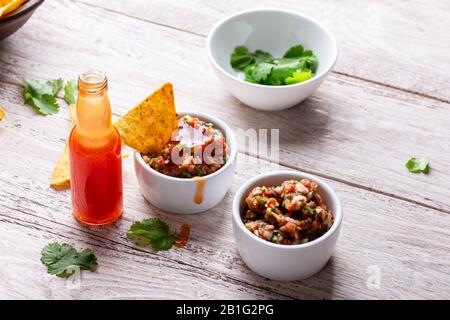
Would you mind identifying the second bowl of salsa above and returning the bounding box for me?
[134,111,237,214]
[232,170,343,281]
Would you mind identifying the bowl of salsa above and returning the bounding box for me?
[232,171,343,281]
[134,111,237,214]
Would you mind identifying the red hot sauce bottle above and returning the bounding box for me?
[69,70,123,226]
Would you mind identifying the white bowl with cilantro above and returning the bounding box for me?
[207,9,337,111]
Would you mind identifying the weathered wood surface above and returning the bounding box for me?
[2,0,450,212]
[1,82,449,299]
[0,0,449,299]
[77,0,450,103]
[0,1,450,212]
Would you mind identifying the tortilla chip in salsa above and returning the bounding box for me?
[115,83,178,154]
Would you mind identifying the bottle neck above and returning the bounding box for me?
[76,71,112,139]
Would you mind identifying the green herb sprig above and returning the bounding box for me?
[41,242,97,278]
[230,44,318,86]
[127,218,176,251]
[23,78,78,115]
[406,157,430,173]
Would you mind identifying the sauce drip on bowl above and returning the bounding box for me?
[193,176,206,204]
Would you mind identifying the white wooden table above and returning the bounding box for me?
[0,0,449,299]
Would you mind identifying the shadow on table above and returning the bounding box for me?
[226,94,332,150]
[238,256,338,300]
[75,214,129,245]
[297,256,338,299]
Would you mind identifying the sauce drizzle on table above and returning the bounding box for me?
[175,224,191,248]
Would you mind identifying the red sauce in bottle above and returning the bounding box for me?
[69,70,123,226]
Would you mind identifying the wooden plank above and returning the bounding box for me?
[0,211,284,299]
[1,0,450,212]
[1,80,449,299]
[76,0,450,102]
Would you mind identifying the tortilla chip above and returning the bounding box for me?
[0,106,5,122]
[115,83,178,154]
[0,0,28,18]
[50,104,77,190]
[50,145,71,190]
[68,103,76,125]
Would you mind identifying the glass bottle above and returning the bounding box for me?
[69,70,123,226]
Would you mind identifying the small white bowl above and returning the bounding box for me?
[232,171,343,281]
[134,111,237,214]
[207,9,337,111]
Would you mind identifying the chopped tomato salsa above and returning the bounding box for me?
[243,179,334,245]
[143,115,228,178]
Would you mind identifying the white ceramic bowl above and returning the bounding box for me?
[207,9,337,111]
[134,111,237,214]
[232,171,343,281]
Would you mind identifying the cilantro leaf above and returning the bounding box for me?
[229,44,318,86]
[234,46,249,55]
[230,46,255,71]
[23,79,43,101]
[302,55,318,73]
[47,78,64,96]
[253,49,273,64]
[151,235,177,251]
[266,58,301,85]
[231,55,255,71]
[23,78,63,115]
[127,218,176,251]
[303,49,314,56]
[405,157,430,173]
[23,78,63,97]
[64,80,78,105]
[230,46,273,71]
[252,62,274,83]
[283,44,304,58]
[41,242,97,278]
[26,94,60,115]
[244,64,257,83]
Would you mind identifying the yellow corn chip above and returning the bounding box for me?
[0,0,27,18]
[50,104,76,190]
[69,102,77,124]
[50,145,71,190]
[0,0,15,6]
[115,83,178,154]
[0,106,5,122]
[0,1,13,6]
